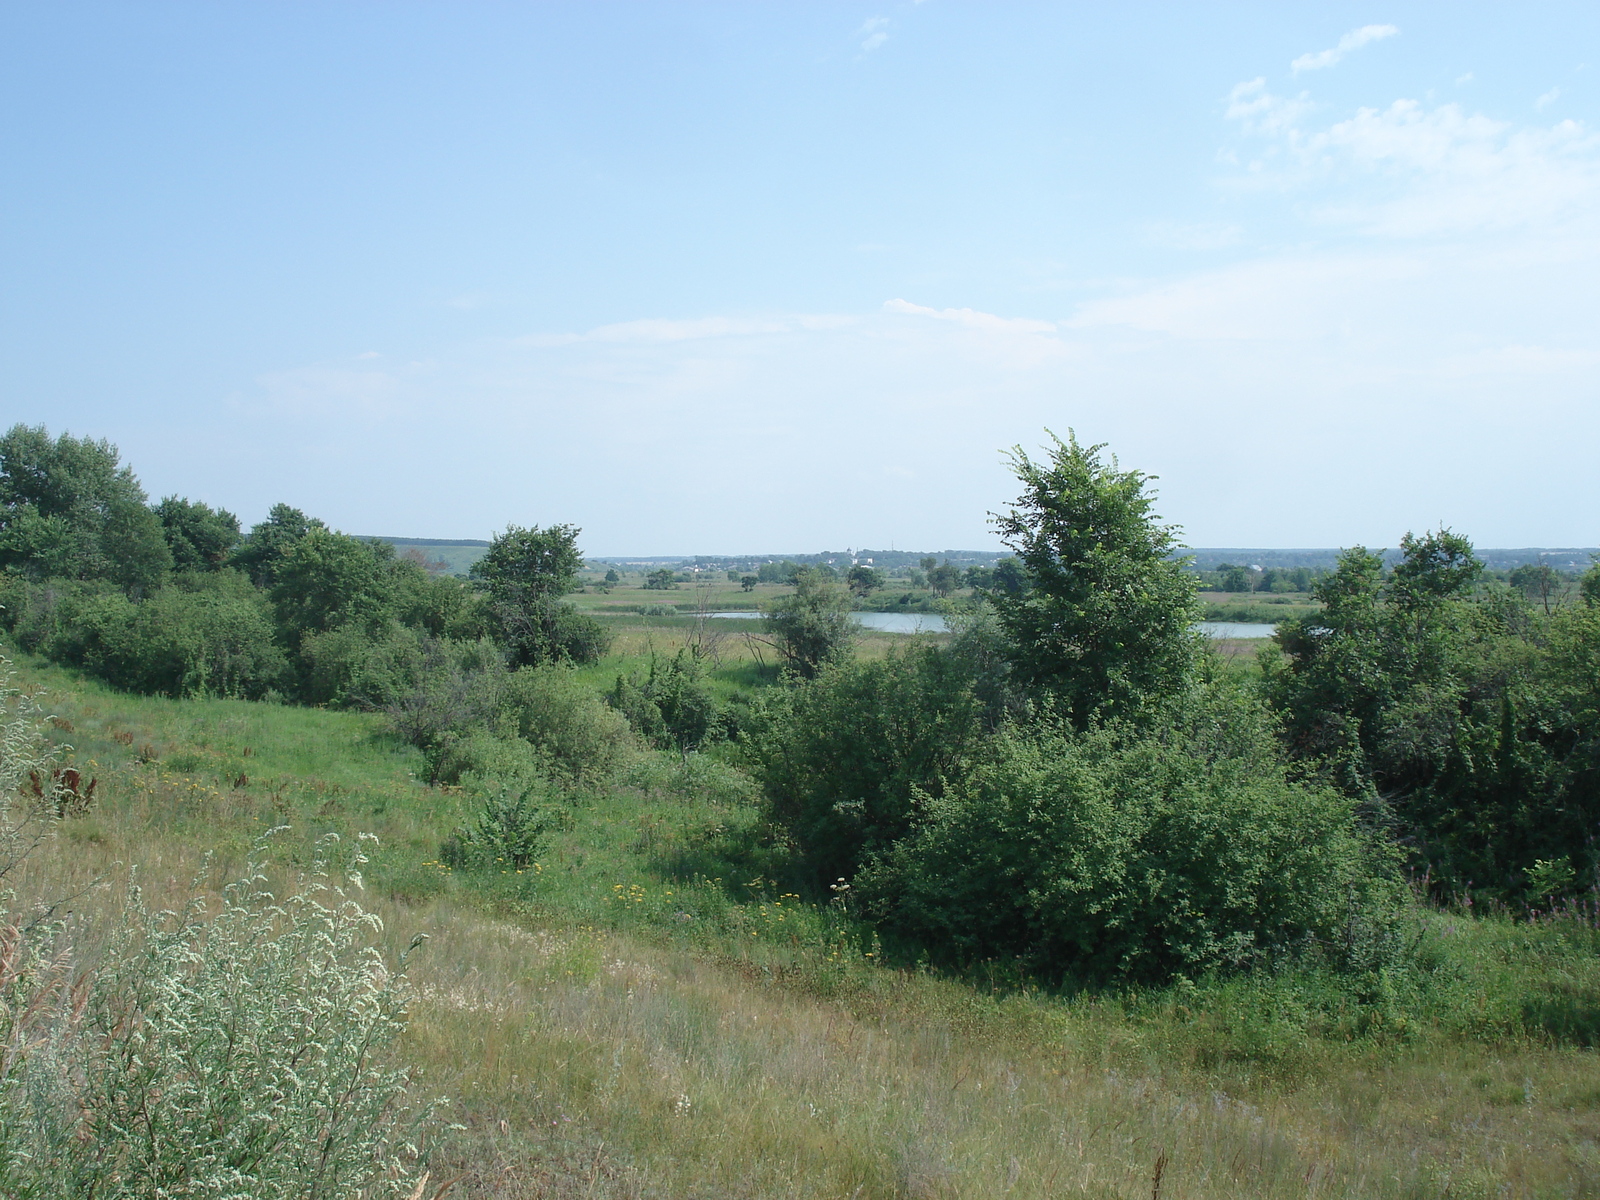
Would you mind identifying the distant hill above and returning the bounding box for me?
[365,537,490,577]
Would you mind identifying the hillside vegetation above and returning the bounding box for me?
[2,422,1600,1197]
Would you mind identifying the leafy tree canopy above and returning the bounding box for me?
[155,495,241,572]
[846,565,883,597]
[231,503,325,587]
[472,524,583,605]
[762,567,856,679]
[471,524,608,667]
[0,424,171,592]
[989,431,1200,726]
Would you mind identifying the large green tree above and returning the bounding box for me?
[155,496,241,572]
[230,504,324,587]
[471,524,609,666]
[1266,529,1600,897]
[0,425,171,592]
[989,432,1200,725]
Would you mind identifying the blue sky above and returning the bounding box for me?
[3,3,1597,554]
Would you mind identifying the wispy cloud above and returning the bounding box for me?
[229,250,1600,550]
[1225,78,1314,140]
[883,298,1057,334]
[1536,87,1561,111]
[520,316,797,347]
[857,16,889,52]
[1223,76,1600,235]
[1143,221,1244,250]
[1291,24,1398,74]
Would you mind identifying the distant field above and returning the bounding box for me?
[368,537,490,576]
[1197,590,1320,623]
[569,579,947,614]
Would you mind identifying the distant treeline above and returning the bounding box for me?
[634,549,1007,574]
[1186,546,1599,573]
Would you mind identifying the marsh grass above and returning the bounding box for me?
[11,647,1600,1198]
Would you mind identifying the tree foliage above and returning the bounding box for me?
[762,568,856,679]
[471,524,609,666]
[1268,529,1600,898]
[856,690,1400,984]
[230,503,323,588]
[989,431,1200,726]
[608,649,718,755]
[0,424,171,593]
[155,496,241,572]
[746,643,988,882]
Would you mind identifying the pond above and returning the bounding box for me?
[1199,622,1278,640]
[705,611,947,634]
[707,612,1279,639]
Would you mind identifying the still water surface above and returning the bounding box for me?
[706,612,1278,639]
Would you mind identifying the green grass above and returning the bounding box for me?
[14,643,1600,1198]
[383,539,490,576]
[1200,591,1321,623]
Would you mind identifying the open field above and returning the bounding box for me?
[1197,591,1321,623]
[10,626,1600,1199]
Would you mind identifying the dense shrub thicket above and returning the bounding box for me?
[746,641,989,883]
[6,420,1600,987]
[1267,531,1600,899]
[0,426,609,709]
[855,694,1400,984]
[742,432,1600,982]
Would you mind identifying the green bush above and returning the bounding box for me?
[747,643,987,883]
[1267,535,1600,899]
[608,649,719,754]
[855,688,1402,985]
[299,623,502,710]
[7,574,286,699]
[442,780,553,871]
[427,728,547,789]
[761,568,856,678]
[501,665,636,784]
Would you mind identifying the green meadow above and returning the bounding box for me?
[6,425,1600,1198]
[13,626,1600,1200]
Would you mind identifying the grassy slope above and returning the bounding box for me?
[13,643,1600,1199]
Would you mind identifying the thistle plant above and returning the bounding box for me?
[0,660,434,1198]
[444,781,552,872]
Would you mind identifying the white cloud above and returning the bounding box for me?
[857,16,889,52]
[1306,103,1600,234]
[1225,78,1314,141]
[1223,77,1600,235]
[210,227,1600,552]
[1536,87,1561,111]
[883,298,1057,334]
[520,316,797,348]
[1291,24,1399,74]
[1143,220,1244,250]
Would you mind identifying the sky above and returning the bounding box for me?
[3,2,1598,555]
